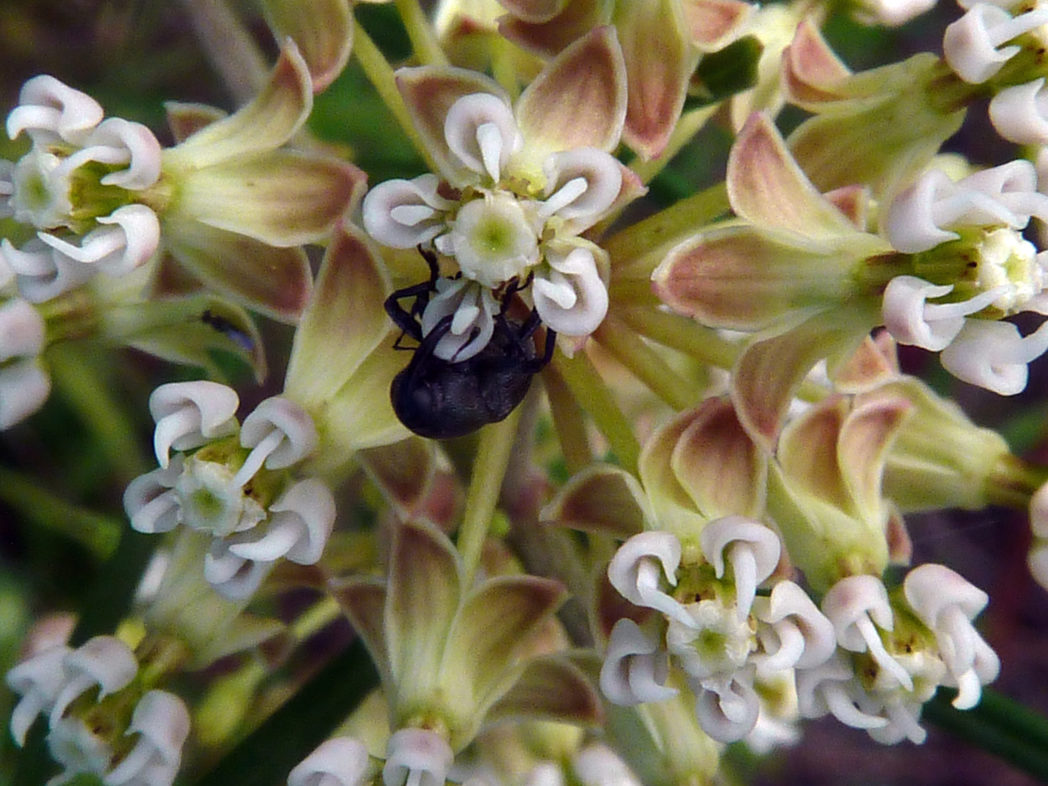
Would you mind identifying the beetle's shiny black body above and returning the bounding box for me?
[385,252,555,439]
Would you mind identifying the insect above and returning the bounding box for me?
[385,251,556,439]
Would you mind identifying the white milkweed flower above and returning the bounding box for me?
[882,161,1048,393]
[124,381,334,599]
[1,76,163,301]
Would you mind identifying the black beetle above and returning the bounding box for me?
[384,252,555,439]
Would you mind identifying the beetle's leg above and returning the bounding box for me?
[402,313,455,385]
[505,308,556,371]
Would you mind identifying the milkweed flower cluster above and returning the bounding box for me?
[7,1,1048,785]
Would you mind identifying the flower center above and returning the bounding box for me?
[447,192,538,288]
[973,227,1041,313]
[174,457,265,537]
[11,150,72,229]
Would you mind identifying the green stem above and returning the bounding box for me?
[458,407,521,585]
[541,363,593,476]
[394,0,448,66]
[0,467,122,559]
[352,21,438,173]
[985,453,1048,509]
[553,350,640,474]
[925,688,1048,782]
[618,306,739,371]
[603,181,730,274]
[595,315,699,410]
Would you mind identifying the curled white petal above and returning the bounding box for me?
[573,744,642,786]
[86,118,162,190]
[607,531,692,626]
[796,654,889,730]
[49,636,138,727]
[444,93,521,183]
[881,276,1005,351]
[940,318,1048,394]
[962,159,1048,226]
[1030,538,1048,591]
[419,277,500,362]
[532,246,608,337]
[540,148,622,229]
[7,75,104,144]
[104,690,190,786]
[866,699,927,745]
[990,79,1048,145]
[149,381,239,468]
[6,644,72,745]
[693,673,761,743]
[0,358,50,429]
[943,4,1048,84]
[2,238,95,303]
[599,618,677,706]
[228,478,335,565]
[753,581,836,673]
[362,174,453,249]
[903,564,998,708]
[885,169,1019,253]
[0,298,45,361]
[822,575,913,692]
[234,397,318,486]
[699,516,781,620]
[288,737,371,786]
[382,728,454,786]
[203,540,273,600]
[123,457,184,534]
[36,205,160,277]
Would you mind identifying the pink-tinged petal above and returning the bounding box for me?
[540,463,649,536]
[732,308,872,450]
[285,224,391,406]
[329,577,393,688]
[613,0,697,160]
[829,332,899,394]
[499,0,569,23]
[781,19,851,107]
[777,397,852,509]
[728,113,855,238]
[358,438,438,520]
[175,151,365,247]
[497,0,605,58]
[670,397,766,521]
[166,41,312,168]
[681,0,754,51]
[885,506,912,565]
[319,343,410,456]
[261,0,353,93]
[443,575,566,710]
[837,396,911,520]
[653,225,858,331]
[396,66,508,186]
[515,26,627,155]
[488,654,603,726]
[824,185,870,231]
[639,409,716,540]
[385,520,462,697]
[164,102,227,143]
[164,221,312,323]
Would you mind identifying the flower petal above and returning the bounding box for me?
[489,654,604,726]
[395,66,508,186]
[514,26,627,156]
[166,40,312,168]
[164,222,313,323]
[285,223,392,406]
[539,463,649,537]
[261,0,354,93]
[613,0,697,160]
[174,151,365,247]
[728,113,856,238]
